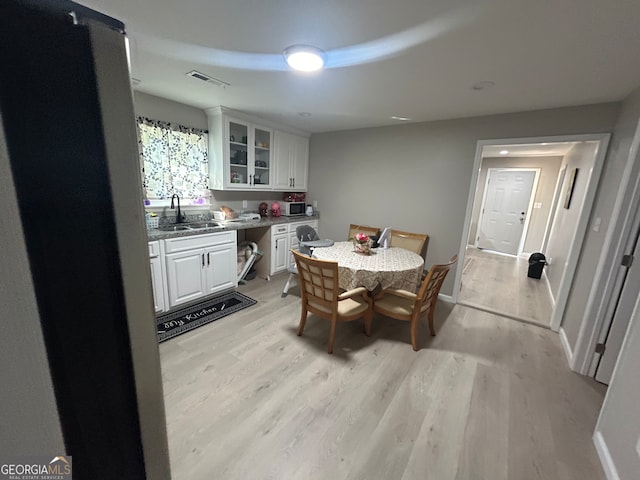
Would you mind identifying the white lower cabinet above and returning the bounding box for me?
[272,235,289,273]
[246,220,318,280]
[165,249,209,307]
[148,241,166,314]
[164,231,237,309]
[270,224,290,275]
[204,244,237,295]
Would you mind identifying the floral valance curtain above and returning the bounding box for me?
[137,117,209,200]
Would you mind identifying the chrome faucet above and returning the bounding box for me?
[170,194,185,223]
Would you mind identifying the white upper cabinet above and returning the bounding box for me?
[207,107,273,190]
[207,107,309,192]
[290,133,309,191]
[273,130,309,191]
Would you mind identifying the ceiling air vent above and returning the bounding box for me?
[186,70,230,88]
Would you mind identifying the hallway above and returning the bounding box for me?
[458,247,554,328]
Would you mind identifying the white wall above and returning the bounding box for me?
[309,103,620,296]
[134,91,207,129]
[561,86,640,350]
[544,143,598,298]
[468,156,562,253]
[594,294,640,479]
[0,117,65,455]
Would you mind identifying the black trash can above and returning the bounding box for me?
[528,253,547,279]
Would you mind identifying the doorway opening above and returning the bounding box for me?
[475,168,540,256]
[454,134,611,330]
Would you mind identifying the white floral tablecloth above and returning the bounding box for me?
[312,241,424,292]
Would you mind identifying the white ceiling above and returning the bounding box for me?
[78,0,640,133]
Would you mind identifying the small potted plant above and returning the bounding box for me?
[353,232,371,255]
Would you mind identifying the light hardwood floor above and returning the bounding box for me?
[159,273,605,480]
[458,247,554,328]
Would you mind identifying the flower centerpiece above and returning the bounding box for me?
[353,232,371,255]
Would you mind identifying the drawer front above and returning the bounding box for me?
[148,241,161,258]
[289,220,318,234]
[164,231,236,253]
[271,224,289,236]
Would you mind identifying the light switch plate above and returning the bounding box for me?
[313,200,318,208]
[242,200,248,208]
[636,434,640,458]
[593,217,602,232]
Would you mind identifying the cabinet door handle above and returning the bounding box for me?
[293,178,295,187]
[207,252,210,265]
[202,253,205,267]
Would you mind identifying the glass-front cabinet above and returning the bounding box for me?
[228,120,249,187]
[252,126,271,187]
[207,107,273,190]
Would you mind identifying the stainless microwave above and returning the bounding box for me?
[282,201,306,216]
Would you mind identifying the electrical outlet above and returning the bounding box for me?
[534,202,542,209]
[636,434,640,458]
[313,200,318,208]
[242,200,248,208]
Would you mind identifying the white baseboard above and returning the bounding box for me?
[593,431,620,480]
[543,271,555,307]
[559,326,574,367]
[438,293,455,304]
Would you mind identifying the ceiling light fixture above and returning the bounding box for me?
[283,45,326,72]
[500,149,509,155]
[391,116,411,121]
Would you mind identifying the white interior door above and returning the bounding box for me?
[595,218,640,384]
[477,169,537,255]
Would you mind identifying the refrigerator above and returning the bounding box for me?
[0,1,170,478]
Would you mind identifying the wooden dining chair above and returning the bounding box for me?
[390,229,429,256]
[292,249,372,354]
[348,224,380,240]
[373,255,457,351]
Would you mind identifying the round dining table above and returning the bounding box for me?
[312,241,424,292]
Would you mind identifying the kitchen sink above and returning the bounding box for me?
[157,225,193,232]
[186,221,223,229]
[155,221,224,232]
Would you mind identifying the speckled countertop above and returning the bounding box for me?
[147,214,320,241]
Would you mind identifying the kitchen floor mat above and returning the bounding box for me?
[156,291,256,343]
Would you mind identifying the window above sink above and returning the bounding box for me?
[137,116,210,205]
